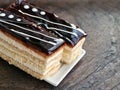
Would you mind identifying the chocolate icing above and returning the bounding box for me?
[9,1,87,46]
[0,9,64,54]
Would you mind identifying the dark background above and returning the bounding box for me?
[0,0,120,90]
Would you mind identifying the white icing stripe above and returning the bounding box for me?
[54,31,73,43]
[77,28,87,35]
[0,19,59,40]
[18,10,73,29]
[71,23,76,29]
[10,29,57,45]
[46,26,78,37]
[0,19,57,45]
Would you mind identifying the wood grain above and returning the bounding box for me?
[0,0,120,90]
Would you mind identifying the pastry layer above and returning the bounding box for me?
[0,40,61,74]
[0,51,61,79]
[62,38,85,64]
[0,37,62,69]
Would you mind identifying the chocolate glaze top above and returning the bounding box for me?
[9,1,87,46]
[0,9,64,54]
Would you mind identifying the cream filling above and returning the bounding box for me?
[0,37,61,69]
[0,45,60,75]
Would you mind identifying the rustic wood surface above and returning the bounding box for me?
[0,0,120,90]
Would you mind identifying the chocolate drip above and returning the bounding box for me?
[9,1,87,46]
[0,9,64,54]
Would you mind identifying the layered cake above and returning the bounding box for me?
[8,1,87,64]
[0,9,64,79]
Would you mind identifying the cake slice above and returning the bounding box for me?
[8,1,87,64]
[0,9,64,79]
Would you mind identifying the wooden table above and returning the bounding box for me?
[0,0,120,90]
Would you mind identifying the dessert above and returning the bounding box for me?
[0,9,64,79]
[8,1,87,64]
